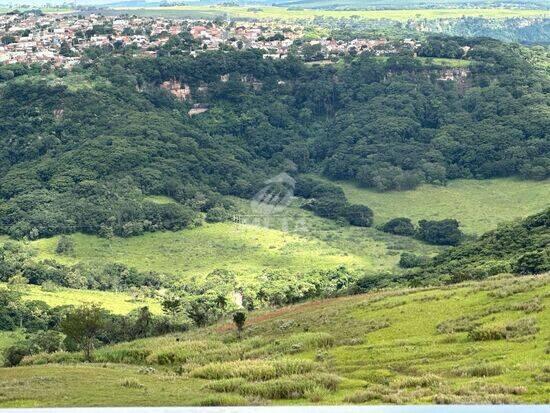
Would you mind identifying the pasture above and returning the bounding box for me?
[0,283,162,315]
[337,178,550,234]
[1,273,548,406]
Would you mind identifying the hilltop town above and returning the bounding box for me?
[0,10,421,67]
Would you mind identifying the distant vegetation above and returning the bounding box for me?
[269,0,550,9]
[0,36,548,240]
[417,207,550,282]
[115,5,550,21]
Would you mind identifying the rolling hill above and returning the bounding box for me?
[2,273,548,406]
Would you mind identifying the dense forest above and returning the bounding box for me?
[0,35,548,239]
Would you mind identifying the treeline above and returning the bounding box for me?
[0,290,187,366]
[0,36,548,239]
[0,241,172,291]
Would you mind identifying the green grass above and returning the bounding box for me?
[336,178,550,234]
[113,6,550,20]
[28,199,441,281]
[29,222,374,280]
[0,284,162,315]
[2,273,548,406]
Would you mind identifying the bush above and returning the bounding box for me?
[205,378,247,393]
[514,250,549,275]
[205,206,230,223]
[55,235,75,255]
[392,373,441,388]
[379,217,416,236]
[468,326,506,341]
[345,204,373,227]
[344,390,380,403]
[191,360,278,381]
[399,252,428,269]
[469,318,538,341]
[238,377,318,399]
[416,219,463,245]
[505,317,539,338]
[3,344,29,367]
[28,330,64,353]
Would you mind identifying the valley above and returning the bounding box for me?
[0,2,548,407]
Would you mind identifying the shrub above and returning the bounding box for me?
[55,235,75,255]
[205,206,230,223]
[190,360,278,381]
[237,377,317,399]
[511,297,544,313]
[505,317,539,338]
[344,390,380,403]
[416,219,463,246]
[437,315,479,334]
[3,344,29,367]
[305,386,328,402]
[468,326,506,341]
[40,280,60,292]
[28,330,64,354]
[345,204,373,227]
[273,358,316,376]
[147,340,215,365]
[513,250,549,275]
[96,348,152,364]
[379,217,416,236]
[399,252,428,269]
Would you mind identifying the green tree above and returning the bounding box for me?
[55,235,75,255]
[161,294,183,319]
[417,219,463,246]
[379,217,416,236]
[233,311,246,339]
[60,304,106,361]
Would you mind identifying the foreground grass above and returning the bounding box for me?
[337,178,550,234]
[113,6,550,21]
[2,274,548,406]
[0,284,162,315]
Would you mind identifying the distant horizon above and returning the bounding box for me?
[1,0,549,9]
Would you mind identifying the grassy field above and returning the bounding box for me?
[113,5,550,21]
[1,273,547,406]
[0,284,162,315]
[336,178,550,235]
[28,199,441,281]
[29,223,377,280]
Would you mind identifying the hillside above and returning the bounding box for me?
[1,273,548,406]
[0,38,548,241]
[418,207,550,282]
